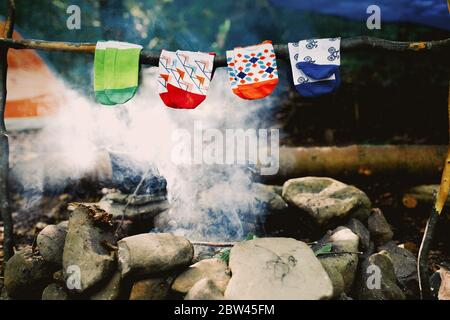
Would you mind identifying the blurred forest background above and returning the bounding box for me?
[1,0,449,145]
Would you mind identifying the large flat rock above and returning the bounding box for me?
[224,237,333,300]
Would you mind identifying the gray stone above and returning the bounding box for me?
[4,246,55,299]
[0,287,10,300]
[37,223,68,266]
[258,184,283,196]
[282,177,371,226]
[153,209,175,231]
[315,227,360,296]
[320,265,345,298]
[53,270,64,283]
[172,258,230,294]
[185,278,224,300]
[98,195,170,220]
[224,237,333,300]
[252,183,288,212]
[90,271,122,300]
[129,277,171,300]
[58,221,69,229]
[356,251,405,300]
[430,271,441,299]
[62,206,116,293]
[378,241,418,297]
[104,192,167,205]
[338,293,354,300]
[42,283,70,300]
[347,218,371,251]
[361,241,376,259]
[0,275,9,300]
[368,208,393,246]
[118,233,194,277]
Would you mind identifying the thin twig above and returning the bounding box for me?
[114,166,152,235]
[191,240,318,247]
[191,241,236,247]
[316,251,363,256]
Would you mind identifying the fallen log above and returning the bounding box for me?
[274,145,447,181]
[8,145,450,191]
[402,185,450,209]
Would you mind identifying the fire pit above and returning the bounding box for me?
[108,149,167,196]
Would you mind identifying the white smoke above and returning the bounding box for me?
[10,67,278,241]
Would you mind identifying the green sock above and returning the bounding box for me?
[104,46,118,103]
[94,41,142,105]
[104,41,142,104]
[94,41,115,105]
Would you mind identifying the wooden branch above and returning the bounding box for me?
[0,0,15,265]
[435,84,450,214]
[418,81,450,299]
[273,145,448,181]
[0,36,448,69]
[0,38,96,52]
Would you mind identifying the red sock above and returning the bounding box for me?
[166,83,206,109]
[158,51,178,108]
[158,50,215,109]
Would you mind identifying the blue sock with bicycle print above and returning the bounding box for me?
[288,38,341,97]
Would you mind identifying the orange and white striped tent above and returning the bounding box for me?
[1,23,65,131]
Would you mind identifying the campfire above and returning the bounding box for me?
[0,160,431,300]
[0,0,449,305]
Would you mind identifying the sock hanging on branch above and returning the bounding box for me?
[157,49,177,108]
[157,49,215,109]
[94,41,142,105]
[226,41,278,100]
[288,38,341,97]
[94,42,114,105]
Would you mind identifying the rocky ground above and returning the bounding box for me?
[1,176,449,300]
